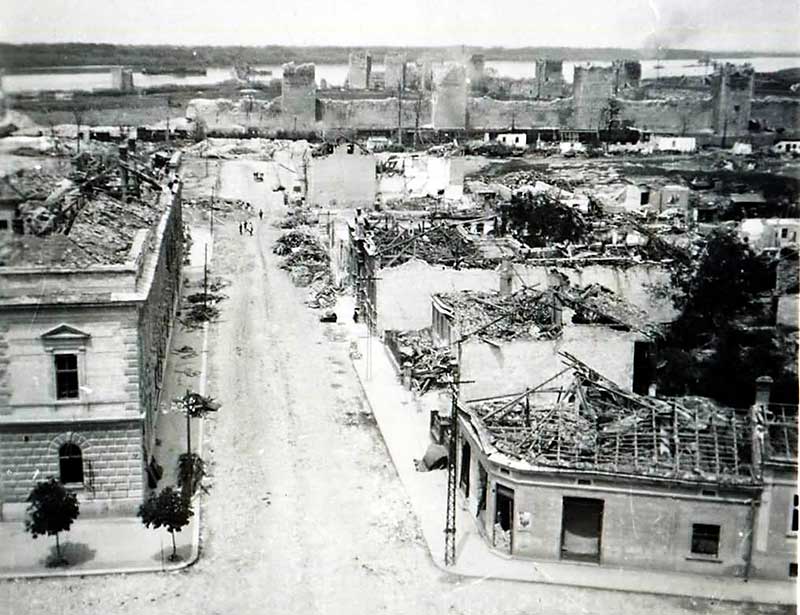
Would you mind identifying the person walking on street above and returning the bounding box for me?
[239,222,243,235]
[259,209,263,221]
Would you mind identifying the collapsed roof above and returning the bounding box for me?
[434,279,658,342]
[462,354,796,485]
[0,150,168,268]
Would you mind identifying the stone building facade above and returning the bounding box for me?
[384,53,406,92]
[535,59,564,99]
[0,186,183,518]
[282,62,317,131]
[431,63,467,129]
[347,50,372,90]
[711,63,756,138]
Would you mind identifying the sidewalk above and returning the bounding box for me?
[337,298,796,606]
[0,223,212,579]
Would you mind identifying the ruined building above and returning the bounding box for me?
[432,63,467,130]
[468,54,486,90]
[347,50,372,90]
[110,66,135,92]
[282,62,317,130]
[572,65,618,129]
[0,153,183,518]
[457,360,798,581]
[535,59,564,99]
[711,63,755,139]
[384,53,406,92]
[613,60,642,94]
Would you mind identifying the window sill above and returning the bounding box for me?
[63,483,86,492]
[54,399,83,406]
[685,554,722,563]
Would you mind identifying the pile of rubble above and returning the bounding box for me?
[559,283,660,337]
[369,223,486,268]
[435,287,559,342]
[274,209,316,229]
[183,138,310,160]
[387,329,454,393]
[305,277,339,309]
[274,230,330,287]
[184,197,254,215]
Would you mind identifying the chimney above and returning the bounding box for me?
[499,259,513,297]
[751,375,773,473]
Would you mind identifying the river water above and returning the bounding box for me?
[3,56,798,93]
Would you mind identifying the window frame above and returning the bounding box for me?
[789,493,798,535]
[58,442,85,485]
[690,523,721,559]
[54,352,81,401]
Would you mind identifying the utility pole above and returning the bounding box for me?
[444,358,459,566]
[166,97,170,145]
[397,82,403,147]
[414,90,421,150]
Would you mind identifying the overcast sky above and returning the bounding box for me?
[2,0,798,52]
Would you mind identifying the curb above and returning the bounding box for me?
[347,337,796,607]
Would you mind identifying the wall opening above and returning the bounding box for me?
[690,523,720,558]
[54,353,79,399]
[561,496,604,563]
[476,463,488,519]
[493,484,514,554]
[59,442,84,484]
[459,441,471,497]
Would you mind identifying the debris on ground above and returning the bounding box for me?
[385,328,454,393]
[274,230,331,290]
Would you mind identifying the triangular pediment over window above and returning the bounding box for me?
[41,324,91,341]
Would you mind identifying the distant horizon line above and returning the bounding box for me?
[1,41,799,56]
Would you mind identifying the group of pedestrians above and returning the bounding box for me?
[239,209,264,236]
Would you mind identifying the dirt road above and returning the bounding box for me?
[1,159,787,615]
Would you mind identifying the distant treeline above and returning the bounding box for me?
[1,43,796,72]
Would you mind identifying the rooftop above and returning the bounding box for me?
[434,279,658,342]
[461,354,789,485]
[0,150,169,268]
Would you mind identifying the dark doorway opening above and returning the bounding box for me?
[494,484,514,554]
[561,497,604,563]
[476,464,488,519]
[459,441,471,497]
[632,341,655,395]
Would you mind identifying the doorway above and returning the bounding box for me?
[493,484,514,554]
[459,441,471,497]
[561,497,604,563]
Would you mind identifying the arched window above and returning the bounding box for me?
[59,443,84,484]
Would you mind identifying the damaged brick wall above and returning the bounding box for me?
[319,97,431,130]
[468,97,571,130]
[751,98,800,132]
[620,98,714,135]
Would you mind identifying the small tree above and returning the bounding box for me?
[138,487,194,561]
[25,478,80,566]
[177,452,206,500]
